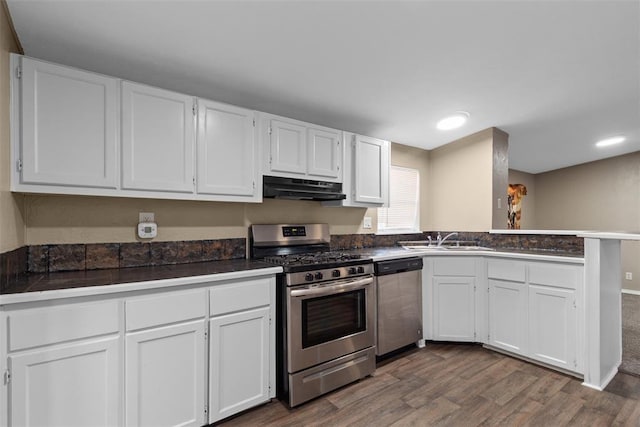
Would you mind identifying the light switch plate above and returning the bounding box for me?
[626,272,633,280]
[139,212,155,223]
[363,217,372,229]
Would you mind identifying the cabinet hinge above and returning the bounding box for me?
[268,126,272,135]
[15,65,21,79]
[253,118,256,127]
[269,317,272,326]
[204,404,208,415]
[574,359,577,368]
[253,181,256,189]
[192,103,198,116]
[16,159,22,172]
[3,369,10,385]
[573,300,577,309]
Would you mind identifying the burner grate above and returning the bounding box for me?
[263,252,362,267]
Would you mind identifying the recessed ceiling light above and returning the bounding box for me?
[437,111,470,130]
[595,136,626,148]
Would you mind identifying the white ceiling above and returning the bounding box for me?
[6,0,640,173]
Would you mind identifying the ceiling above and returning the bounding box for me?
[6,0,640,174]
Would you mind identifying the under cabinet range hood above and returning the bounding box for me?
[263,175,346,201]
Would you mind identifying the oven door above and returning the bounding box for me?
[287,275,375,373]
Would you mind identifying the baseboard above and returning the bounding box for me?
[622,289,640,295]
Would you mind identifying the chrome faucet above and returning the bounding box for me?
[437,232,459,246]
[427,236,433,246]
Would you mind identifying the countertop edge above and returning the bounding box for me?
[365,249,585,264]
[0,266,283,305]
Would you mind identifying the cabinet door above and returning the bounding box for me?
[529,285,578,371]
[488,279,528,355]
[126,320,206,427]
[196,99,258,198]
[209,307,270,423]
[353,135,389,204]
[9,336,120,427]
[433,276,475,341]
[20,57,118,188]
[122,82,195,192]
[268,119,307,175]
[307,127,341,179]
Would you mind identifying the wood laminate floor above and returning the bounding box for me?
[218,343,640,426]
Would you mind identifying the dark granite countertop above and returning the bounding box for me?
[1,259,280,296]
[345,247,584,260]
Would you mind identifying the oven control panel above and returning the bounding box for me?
[286,263,374,286]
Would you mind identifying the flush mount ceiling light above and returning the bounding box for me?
[595,135,626,148]
[436,111,470,130]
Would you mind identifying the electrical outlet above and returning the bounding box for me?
[626,272,633,280]
[363,217,372,229]
[139,212,155,223]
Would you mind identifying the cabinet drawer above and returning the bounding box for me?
[8,301,119,351]
[433,257,476,276]
[210,278,271,316]
[126,289,207,331]
[488,260,526,282]
[529,263,580,290]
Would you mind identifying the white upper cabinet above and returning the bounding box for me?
[307,128,341,179]
[15,56,118,189]
[269,118,307,175]
[122,82,195,193]
[354,134,389,204]
[262,113,343,182]
[323,132,389,207]
[196,99,260,201]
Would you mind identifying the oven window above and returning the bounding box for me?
[301,289,366,348]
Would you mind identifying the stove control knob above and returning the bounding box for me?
[304,273,314,282]
[332,269,341,278]
[348,267,357,275]
[357,266,365,274]
[315,272,324,280]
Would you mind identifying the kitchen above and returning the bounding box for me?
[1,1,639,426]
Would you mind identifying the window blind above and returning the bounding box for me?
[378,166,419,233]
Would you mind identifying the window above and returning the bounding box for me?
[377,166,420,234]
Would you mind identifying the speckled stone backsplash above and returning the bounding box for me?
[27,238,246,274]
[0,246,28,292]
[331,231,584,254]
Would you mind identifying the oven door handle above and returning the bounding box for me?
[290,276,374,297]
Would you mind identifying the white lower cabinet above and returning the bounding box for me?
[9,336,120,427]
[488,279,528,354]
[1,274,277,427]
[209,307,270,423]
[528,285,577,371]
[487,259,582,373]
[429,257,480,342]
[125,321,206,427]
[433,276,476,341]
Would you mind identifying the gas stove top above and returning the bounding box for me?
[262,252,370,273]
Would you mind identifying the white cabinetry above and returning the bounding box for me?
[208,278,273,424]
[323,132,390,207]
[428,257,481,342]
[196,99,259,201]
[12,55,118,190]
[121,82,195,193]
[0,272,278,427]
[125,289,207,427]
[261,114,342,182]
[3,300,121,427]
[487,259,582,373]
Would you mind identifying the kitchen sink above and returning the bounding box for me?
[399,241,494,251]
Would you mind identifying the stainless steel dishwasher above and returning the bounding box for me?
[374,257,423,356]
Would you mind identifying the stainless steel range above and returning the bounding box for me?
[250,224,376,407]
